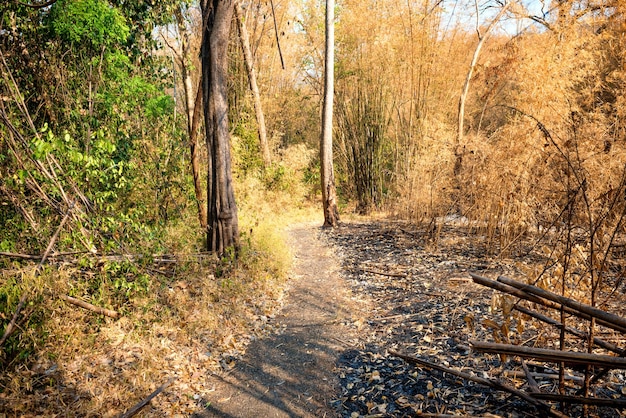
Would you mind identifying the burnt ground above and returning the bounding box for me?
[195,219,626,418]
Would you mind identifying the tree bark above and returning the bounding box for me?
[175,7,208,230]
[234,1,271,167]
[201,0,240,254]
[320,0,339,227]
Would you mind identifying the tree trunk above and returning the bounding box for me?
[201,0,240,254]
[320,0,339,227]
[175,7,208,230]
[234,1,271,167]
[455,1,511,177]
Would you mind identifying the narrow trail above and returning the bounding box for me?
[194,223,359,417]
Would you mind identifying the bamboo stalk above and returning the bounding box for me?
[470,341,626,369]
[389,350,569,418]
[470,273,626,334]
[529,392,626,408]
[503,370,584,383]
[497,276,626,332]
[514,305,624,355]
[59,295,119,319]
[0,205,73,348]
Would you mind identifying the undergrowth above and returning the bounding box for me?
[0,142,320,416]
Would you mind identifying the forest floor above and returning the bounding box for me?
[194,219,625,418]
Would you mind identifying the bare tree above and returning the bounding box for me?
[173,6,208,229]
[455,0,511,177]
[320,0,339,227]
[200,0,239,254]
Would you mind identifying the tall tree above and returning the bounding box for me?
[200,0,240,254]
[455,0,511,177]
[320,0,339,227]
[234,1,271,167]
[172,6,208,229]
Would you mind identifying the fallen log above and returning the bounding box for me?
[470,341,626,369]
[60,295,119,319]
[497,275,626,333]
[389,350,569,418]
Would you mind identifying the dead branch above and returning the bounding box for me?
[514,305,624,355]
[497,275,626,332]
[470,273,626,334]
[362,268,408,278]
[118,377,177,418]
[529,392,626,408]
[389,350,569,418]
[59,295,119,319]
[503,370,584,383]
[470,341,626,369]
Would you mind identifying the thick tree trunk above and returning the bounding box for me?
[320,0,339,227]
[234,1,271,167]
[175,8,208,230]
[201,0,239,254]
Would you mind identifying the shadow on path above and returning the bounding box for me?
[193,225,355,418]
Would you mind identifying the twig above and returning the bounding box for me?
[503,370,584,383]
[59,295,119,319]
[362,268,408,278]
[118,377,177,418]
[389,350,568,418]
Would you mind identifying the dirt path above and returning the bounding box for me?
[194,223,360,417]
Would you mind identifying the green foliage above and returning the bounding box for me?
[29,126,131,212]
[233,121,264,175]
[49,0,130,50]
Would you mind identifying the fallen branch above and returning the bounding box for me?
[470,341,626,369]
[389,350,568,418]
[530,392,626,408]
[497,275,626,333]
[362,268,408,278]
[470,273,626,334]
[514,305,624,355]
[118,377,177,418]
[59,295,119,319]
[503,370,583,383]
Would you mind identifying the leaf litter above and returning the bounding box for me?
[324,220,626,418]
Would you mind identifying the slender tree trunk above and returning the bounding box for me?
[320,0,339,227]
[175,8,208,229]
[201,0,240,254]
[455,1,511,177]
[234,1,271,167]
